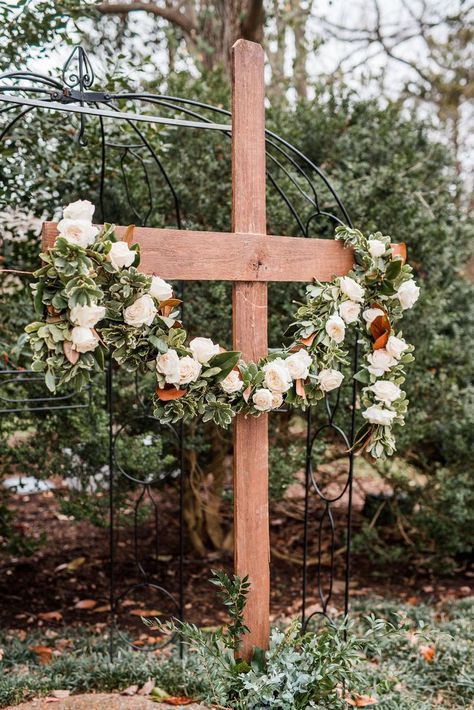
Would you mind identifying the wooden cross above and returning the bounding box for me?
[42,40,358,658]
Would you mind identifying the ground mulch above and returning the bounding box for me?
[6,695,208,710]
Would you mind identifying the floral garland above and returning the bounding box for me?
[26,200,419,458]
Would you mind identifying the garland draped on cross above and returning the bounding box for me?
[25,201,419,458]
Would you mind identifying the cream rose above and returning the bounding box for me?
[220,370,244,394]
[107,241,136,270]
[57,219,99,248]
[386,335,408,360]
[362,405,397,426]
[123,294,157,327]
[368,239,386,258]
[178,355,202,385]
[271,393,284,409]
[396,279,420,310]
[285,349,312,380]
[368,380,401,405]
[362,308,385,327]
[263,358,292,394]
[63,199,95,222]
[156,349,180,384]
[189,337,220,364]
[317,368,344,392]
[70,326,99,353]
[339,276,364,303]
[325,314,346,344]
[150,276,173,302]
[339,300,361,324]
[252,388,273,412]
[366,349,397,376]
[69,303,106,328]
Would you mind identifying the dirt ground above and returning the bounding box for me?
[7,694,207,710]
[0,472,472,641]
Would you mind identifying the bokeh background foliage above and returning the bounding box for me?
[0,1,473,568]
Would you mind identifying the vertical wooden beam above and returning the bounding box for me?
[231,39,270,658]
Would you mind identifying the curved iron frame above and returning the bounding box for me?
[0,45,359,646]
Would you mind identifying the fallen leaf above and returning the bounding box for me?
[55,556,86,573]
[129,609,162,617]
[29,645,53,665]
[346,694,378,707]
[74,599,97,610]
[419,644,436,662]
[38,611,63,622]
[155,387,187,401]
[121,685,139,696]
[139,679,156,696]
[44,699,60,704]
[155,698,196,706]
[93,604,111,613]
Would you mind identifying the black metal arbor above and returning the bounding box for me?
[0,45,358,649]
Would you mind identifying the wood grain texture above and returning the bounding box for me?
[231,39,270,658]
[42,222,355,282]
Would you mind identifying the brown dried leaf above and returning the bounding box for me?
[129,609,162,617]
[63,341,80,365]
[346,694,378,707]
[391,243,407,264]
[74,599,97,610]
[123,224,136,247]
[370,313,390,350]
[38,611,63,622]
[29,645,53,665]
[419,644,436,662]
[155,387,187,401]
[295,378,307,400]
[300,333,316,347]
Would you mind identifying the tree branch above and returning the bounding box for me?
[97,1,197,35]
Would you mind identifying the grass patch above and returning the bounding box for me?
[0,596,472,709]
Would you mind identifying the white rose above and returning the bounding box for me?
[325,314,346,344]
[156,349,180,384]
[362,405,397,426]
[339,276,364,303]
[339,300,361,324]
[63,199,95,222]
[285,349,312,380]
[366,349,397,376]
[368,239,386,258]
[368,380,401,405]
[107,241,136,270]
[271,392,283,409]
[252,388,273,412]
[123,294,157,327]
[150,276,173,302]
[317,368,344,392]
[57,219,99,248]
[362,307,385,326]
[396,279,420,310]
[178,355,202,385]
[189,337,220,364]
[263,358,292,394]
[220,370,244,394]
[70,326,99,353]
[386,335,408,360]
[69,303,106,328]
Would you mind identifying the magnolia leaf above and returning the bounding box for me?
[295,378,307,400]
[370,314,390,350]
[63,341,80,365]
[391,242,407,263]
[156,387,187,401]
[123,224,135,247]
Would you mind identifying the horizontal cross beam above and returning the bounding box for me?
[42,223,355,283]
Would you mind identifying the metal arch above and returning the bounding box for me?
[0,45,359,639]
